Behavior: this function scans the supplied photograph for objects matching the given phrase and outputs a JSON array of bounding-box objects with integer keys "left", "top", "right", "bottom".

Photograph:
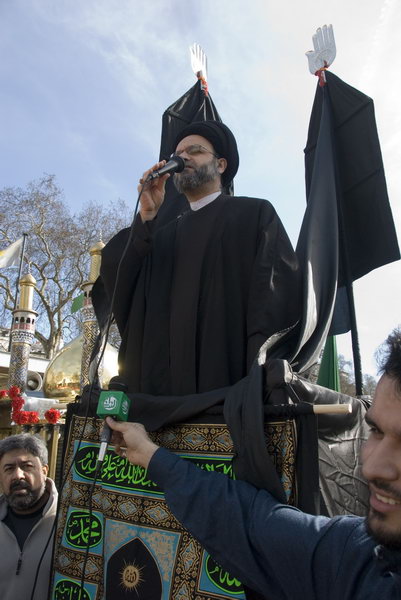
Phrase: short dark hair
[
  {"left": 377, "top": 327, "right": 401, "bottom": 392},
  {"left": 0, "top": 433, "right": 48, "bottom": 466}
]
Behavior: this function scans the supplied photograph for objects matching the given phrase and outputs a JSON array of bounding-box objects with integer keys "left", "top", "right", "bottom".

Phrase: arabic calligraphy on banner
[{"left": 73, "top": 442, "right": 236, "bottom": 495}]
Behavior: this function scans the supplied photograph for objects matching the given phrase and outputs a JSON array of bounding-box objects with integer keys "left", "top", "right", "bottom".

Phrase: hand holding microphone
[
  {"left": 96, "top": 378, "right": 131, "bottom": 464},
  {"left": 96, "top": 377, "right": 158, "bottom": 470},
  {"left": 105, "top": 418, "right": 159, "bottom": 469},
  {"left": 138, "top": 156, "right": 185, "bottom": 222},
  {"left": 145, "top": 155, "right": 185, "bottom": 180}
]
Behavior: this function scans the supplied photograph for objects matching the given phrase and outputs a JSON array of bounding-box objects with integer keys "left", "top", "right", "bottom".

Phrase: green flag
[
  {"left": 71, "top": 293, "right": 84, "bottom": 314},
  {"left": 317, "top": 335, "right": 341, "bottom": 392}
]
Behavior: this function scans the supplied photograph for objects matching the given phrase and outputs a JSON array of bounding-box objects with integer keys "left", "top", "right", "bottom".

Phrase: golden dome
[{"left": 42, "top": 334, "right": 119, "bottom": 399}]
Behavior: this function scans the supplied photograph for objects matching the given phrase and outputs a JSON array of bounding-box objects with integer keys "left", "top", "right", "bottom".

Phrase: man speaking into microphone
[{"left": 95, "top": 121, "right": 300, "bottom": 396}]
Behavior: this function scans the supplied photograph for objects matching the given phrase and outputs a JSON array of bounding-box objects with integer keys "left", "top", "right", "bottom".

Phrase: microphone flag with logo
[
  {"left": 96, "top": 389, "right": 130, "bottom": 422},
  {"left": 96, "top": 378, "right": 131, "bottom": 463}
]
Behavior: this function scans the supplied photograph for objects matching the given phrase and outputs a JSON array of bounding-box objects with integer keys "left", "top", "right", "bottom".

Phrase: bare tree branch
[{"left": 0, "top": 174, "right": 132, "bottom": 358}]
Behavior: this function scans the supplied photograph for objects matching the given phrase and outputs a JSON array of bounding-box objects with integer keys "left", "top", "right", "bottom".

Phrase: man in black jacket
[{"left": 96, "top": 121, "right": 300, "bottom": 395}]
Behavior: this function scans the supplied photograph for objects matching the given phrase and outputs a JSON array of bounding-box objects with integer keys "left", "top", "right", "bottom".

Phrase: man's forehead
[
  {"left": 175, "top": 134, "right": 214, "bottom": 151},
  {"left": 0, "top": 449, "right": 38, "bottom": 466},
  {"left": 367, "top": 374, "right": 401, "bottom": 422},
  {"left": 375, "top": 374, "right": 401, "bottom": 401}
]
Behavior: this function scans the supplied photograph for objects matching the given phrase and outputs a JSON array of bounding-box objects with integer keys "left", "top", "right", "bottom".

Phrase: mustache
[
  {"left": 370, "top": 479, "right": 401, "bottom": 502},
  {"left": 178, "top": 160, "right": 195, "bottom": 170},
  {"left": 10, "top": 480, "right": 31, "bottom": 492}
]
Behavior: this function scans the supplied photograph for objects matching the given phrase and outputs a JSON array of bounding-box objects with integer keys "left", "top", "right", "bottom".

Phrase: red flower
[
  {"left": 13, "top": 411, "right": 29, "bottom": 425},
  {"left": 0, "top": 390, "right": 8, "bottom": 398},
  {"left": 44, "top": 408, "right": 61, "bottom": 424},
  {"left": 8, "top": 386, "right": 21, "bottom": 399},
  {"left": 11, "top": 397, "right": 25, "bottom": 411},
  {"left": 27, "top": 411, "right": 39, "bottom": 424}
]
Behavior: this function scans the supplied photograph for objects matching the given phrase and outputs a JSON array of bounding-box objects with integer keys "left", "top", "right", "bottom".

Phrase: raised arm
[{"left": 106, "top": 418, "right": 351, "bottom": 599}]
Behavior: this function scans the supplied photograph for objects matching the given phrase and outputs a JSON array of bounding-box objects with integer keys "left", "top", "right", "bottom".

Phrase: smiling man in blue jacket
[{"left": 107, "top": 328, "right": 401, "bottom": 599}]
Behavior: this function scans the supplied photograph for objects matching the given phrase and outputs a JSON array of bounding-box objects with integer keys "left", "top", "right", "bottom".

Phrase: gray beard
[
  {"left": 173, "top": 159, "right": 220, "bottom": 193},
  {"left": 6, "top": 480, "right": 46, "bottom": 511}
]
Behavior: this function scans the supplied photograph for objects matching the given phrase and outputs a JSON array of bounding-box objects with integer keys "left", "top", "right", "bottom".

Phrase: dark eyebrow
[
  {"left": 365, "top": 412, "right": 401, "bottom": 440},
  {"left": 2, "top": 463, "right": 15, "bottom": 470},
  {"left": 3, "top": 459, "right": 35, "bottom": 468}
]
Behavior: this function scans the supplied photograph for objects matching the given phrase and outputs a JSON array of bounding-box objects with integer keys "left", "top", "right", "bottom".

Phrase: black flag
[
  {"left": 289, "top": 71, "right": 399, "bottom": 376},
  {"left": 305, "top": 71, "right": 400, "bottom": 336},
  {"left": 289, "top": 86, "right": 339, "bottom": 373}
]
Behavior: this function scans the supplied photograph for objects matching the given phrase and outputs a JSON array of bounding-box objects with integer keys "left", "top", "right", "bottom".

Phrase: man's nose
[{"left": 12, "top": 467, "right": 25, "bottom": 480}]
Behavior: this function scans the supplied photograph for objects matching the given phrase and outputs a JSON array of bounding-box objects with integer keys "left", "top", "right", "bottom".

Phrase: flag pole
[
  {"left": 335, "top": 172, "right": 364, "bottom": 395},
  {"left": 8, "top": 233, "right": 28, "bottom": 352},
  {"left": 344, "top": 280, "right": 363, "bottom": 395}
]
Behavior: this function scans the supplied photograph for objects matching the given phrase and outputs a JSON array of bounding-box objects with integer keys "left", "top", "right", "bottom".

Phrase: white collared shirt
[{"left": 189, "top": 191, "right": 221, "bottom": 211}]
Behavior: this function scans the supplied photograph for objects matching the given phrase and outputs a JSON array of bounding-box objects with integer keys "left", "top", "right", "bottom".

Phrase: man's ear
[
  {"left": 42, "top": 464, "right": 49, "bottom": 477},
  {"left": 217, "top": 158, "right": 227, "bottom": 175}
]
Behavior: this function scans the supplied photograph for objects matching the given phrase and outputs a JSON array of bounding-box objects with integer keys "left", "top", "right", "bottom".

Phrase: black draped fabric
[
  {"left": 159, "top": 80, "right": 222, "bottom": 161},
  {"left": 288, "top": 71, "right": 400, "bottom": 371},
  {"left": 304, "top": 72, "right": 400, "bottom": 336},
  {"left": 93, "top": 194, "right": 300, "bottom": 396},
  {"left": 304, "top": 71, "right": 399, "bottom": 285},
  {"left": 290, "top": 87, "right": 339, "bottom": 373}
]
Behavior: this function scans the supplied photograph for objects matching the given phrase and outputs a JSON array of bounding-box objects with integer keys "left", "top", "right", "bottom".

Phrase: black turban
[{"left": 174, "top": 120, "right": 239, "bottom": 186}]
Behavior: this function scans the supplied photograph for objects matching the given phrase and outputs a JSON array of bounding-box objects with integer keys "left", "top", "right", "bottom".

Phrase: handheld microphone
[
  {"left": 96, "top": 377, "right": 131, "bottom": 463},
  {"left": 147, "top": 155, "right": 185, "bottom": 180}
]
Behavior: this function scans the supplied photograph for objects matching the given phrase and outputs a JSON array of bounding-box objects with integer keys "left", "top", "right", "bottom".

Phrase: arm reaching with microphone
[
  {"left": 105, "top": 417, "right": 372, "bottom": 600},
  {"left": 106, "top": 417, "right": 159, "bottom": 468}
]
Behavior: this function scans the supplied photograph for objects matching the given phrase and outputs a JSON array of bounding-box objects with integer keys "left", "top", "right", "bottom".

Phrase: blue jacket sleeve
[{"left": 147, "top": 448, "right": 385, "bottom": 600}]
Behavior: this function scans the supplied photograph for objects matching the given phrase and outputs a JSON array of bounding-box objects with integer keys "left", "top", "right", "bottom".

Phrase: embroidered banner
[{"left": 50, "top": 416, "right": 297, "bottom": 599}]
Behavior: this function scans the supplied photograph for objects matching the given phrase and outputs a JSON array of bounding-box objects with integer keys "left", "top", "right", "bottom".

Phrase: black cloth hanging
[{"left": 304, "top": 71, "right": 400, "bottom": 336}]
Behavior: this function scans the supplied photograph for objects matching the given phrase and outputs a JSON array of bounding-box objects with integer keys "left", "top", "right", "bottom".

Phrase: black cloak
[{"left": 93, "top": 194, "right": 300, "bottom": 395}]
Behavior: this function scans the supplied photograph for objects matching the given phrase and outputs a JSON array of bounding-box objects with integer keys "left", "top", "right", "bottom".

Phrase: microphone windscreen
[
  {"left": 97, "top": 390, "right": 130, "bottom": 421},
  {"left": 171, "top": 155, "right": 185, "bottom": 173}
]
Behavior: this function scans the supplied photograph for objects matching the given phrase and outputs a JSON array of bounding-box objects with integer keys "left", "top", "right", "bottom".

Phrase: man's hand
[
  {"left": 106, "top": 417, "right": 159, "bottom": 468},
  {"left": 138, "top": 161, "right": 170, "bottom": 222}
]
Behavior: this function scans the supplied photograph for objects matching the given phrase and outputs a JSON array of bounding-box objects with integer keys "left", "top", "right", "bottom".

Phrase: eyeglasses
[{"left": 172, "top": 144, "right": 220, "bottom": 159}]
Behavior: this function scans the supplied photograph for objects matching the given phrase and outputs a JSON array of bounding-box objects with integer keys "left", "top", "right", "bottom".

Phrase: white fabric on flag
[{"left": 0, "top": 237, "right": 23, "bottom": 268}]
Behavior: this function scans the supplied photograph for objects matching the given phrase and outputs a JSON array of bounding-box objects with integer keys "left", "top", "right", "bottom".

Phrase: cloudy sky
[{"left": 0, "top": 0, "right": 399, "bottom": 378}]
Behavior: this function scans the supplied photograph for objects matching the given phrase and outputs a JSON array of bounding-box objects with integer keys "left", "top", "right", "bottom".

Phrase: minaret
[
  {"left": 80, "top": 241, "right": 105, "bottom": 391},
  {"left": 8, "top": 273, "right": 38, "bottom": 391}
]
